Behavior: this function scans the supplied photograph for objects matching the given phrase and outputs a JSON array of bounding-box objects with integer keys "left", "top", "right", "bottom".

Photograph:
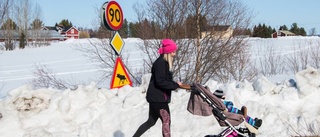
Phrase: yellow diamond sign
[{"left": 110, "top": 32, "right": 124, "bottom": 55}]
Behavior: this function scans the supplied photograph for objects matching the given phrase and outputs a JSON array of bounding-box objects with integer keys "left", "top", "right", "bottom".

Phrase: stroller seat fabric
[{"left": 187, "top": 83, "right": 257, "bottom": 137}]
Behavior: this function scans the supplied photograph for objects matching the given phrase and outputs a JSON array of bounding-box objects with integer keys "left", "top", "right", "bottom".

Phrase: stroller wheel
[
  {"left": 238, "top": 128, "right": 249, "bottom": 133},
  {"left": 249, "top": 133, "right": 256, "bottom": 137},
  {"left": 204, "top": 135, "right": 220, "bottom": 137}
]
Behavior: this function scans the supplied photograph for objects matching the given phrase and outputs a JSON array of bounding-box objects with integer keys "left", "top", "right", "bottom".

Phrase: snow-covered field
[{"left": 0, "top": 37, "right": 320, "bottom": 137}]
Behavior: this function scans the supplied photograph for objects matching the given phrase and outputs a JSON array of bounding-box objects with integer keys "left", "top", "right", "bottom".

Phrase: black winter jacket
[{"left": 146, "top": 55, "right": 179, "bottom": 103}]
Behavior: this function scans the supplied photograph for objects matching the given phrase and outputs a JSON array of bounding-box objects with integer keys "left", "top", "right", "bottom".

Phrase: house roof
[
  {"left": 279, "top": 30, "right": 295, "bottom": 35},
  {"left": 0, "top": 30, "right": 20, "bottom": 39},
  {"left": 64, "top": 26, "right": 79, "bottom": 33},
  {"left": 213, "top": 25, "right": 231, "bottom": 31},
  {"left": 43, "top": 26, "right": 57, "bottom": 31},
  {"left": 43, "top": 26, "right": 78, "bottom": 32},
  {"left": 29, "top": 30, "right": 66, "bottom": 39},
  {"left": 0, "top": 30, "right": 66, "bottom": 39}
]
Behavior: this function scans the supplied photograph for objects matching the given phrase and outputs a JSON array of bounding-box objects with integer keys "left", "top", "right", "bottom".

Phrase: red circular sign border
[{"left": 105, "top": 1, "right": 123, "bottom": 31}]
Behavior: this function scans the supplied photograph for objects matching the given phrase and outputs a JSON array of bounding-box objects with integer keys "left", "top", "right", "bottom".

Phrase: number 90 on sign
[{"left": 105, "top": 1, "right": 123, "bottom": 31}]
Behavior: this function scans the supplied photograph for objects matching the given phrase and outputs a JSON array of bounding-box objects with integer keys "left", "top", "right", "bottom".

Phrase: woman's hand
[{"left": 177, "top": 82, "right": 191, "bottom": 90}]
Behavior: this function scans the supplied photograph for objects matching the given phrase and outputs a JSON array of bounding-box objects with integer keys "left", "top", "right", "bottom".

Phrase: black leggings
[{"left": 133, "top": 103, "right": 171, "bottom": 137}]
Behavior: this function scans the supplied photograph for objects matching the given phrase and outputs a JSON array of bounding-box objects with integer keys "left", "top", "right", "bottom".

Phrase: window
[{"left": 71, "top": 29, "right": 74, "bottom": 34}]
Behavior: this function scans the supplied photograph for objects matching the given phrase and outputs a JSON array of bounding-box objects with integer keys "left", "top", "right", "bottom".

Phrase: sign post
[{"left": 101, "top": 1, "right": 132, "bottom": 89}]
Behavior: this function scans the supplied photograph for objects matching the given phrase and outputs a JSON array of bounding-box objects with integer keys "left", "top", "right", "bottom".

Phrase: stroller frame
[{"left": 189, "top": 83, "right": 256, "bottom": 137}]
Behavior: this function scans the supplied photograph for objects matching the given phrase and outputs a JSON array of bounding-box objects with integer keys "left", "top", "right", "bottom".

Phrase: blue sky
[
  {"left": 241, "top": 0, "right": 320, "bottom": 33},
  {"left": 33, "top": 0, "right": 144, "bottom": 28},
  {"left": 34, "top": 0, "right": 320, "bottom": 34}
]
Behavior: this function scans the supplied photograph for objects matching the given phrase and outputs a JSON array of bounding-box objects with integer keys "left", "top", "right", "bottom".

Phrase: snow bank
[
  {"left": 0, "top": 67, "right": 320, "bottom": 137},
  {"left": 2, "top": 36, "right": 320, "bottom": 137},
  {"left": 253, "top": 76, "right": 276, "bottom": 95},
  {"left": 295, "top": 66, "right": 320, "bottom": 97}
]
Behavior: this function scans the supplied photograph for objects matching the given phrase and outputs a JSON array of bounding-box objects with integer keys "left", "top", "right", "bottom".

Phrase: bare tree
[
  {"left": 198, "top": 0, "right": 254, "bottom": 83},
  {"left": 30, "top": 3, "right": 46, "bottom": 47},
  {"left": 285, "top": 45, "right": 301, "bottom": 73},
  {"left": 31, "top": 64, "right": 78, "bottom": 90},
  {"left": 285, "top": 40, "right": 312, "bottom": 73},
  {"left": 309, "top": 28, "right": 316, "bottom": 36},
  {"left": 309, "top": 40, "right": 320, "bottom": 68},
  {"left": 74, "top": 38, "right": 143, "bottom": 87},
  {"left": 0, "top": 0, "right": 11, "bottom": 24},
  {"left": 72, "top": 4, "right": 144, "bottom": 86},
  {"left": 289, "top": 39, "right": 320, "bottom": 71},
  {"left": 13, "top": 0, "right": 33, "bottom": 49},
  {"left": 79, "top": 31, "right": 90, "bottom": 38},
  {"left": 132, "top": 0, "right": 187, "bottom": 39},
  {"left": 218, "top": 41, "right": 259, "bottom": 82},
  {"left": 75, "top": 39, "right": 116, "bottom": 84},
  {"left": 0, "top": 0, "right": 14, "bottom": 50},
  {"left": 255, "top": 44, "right": 285, "bottom": 76},
  {"left": 76, "top": 38, "right": 146, "bottom": 86},
  {"left": 134, "top": 0, "right": 254, "bottom": 83},
  {"left": 80, "top": 0, "right": 253, "bottom": 87},
  {"left": 282, "top": 116, "right": 320, "bottom": 137},
  {"left": 132, "top": 2, "right": 146, "bottom": 24},
  {"left": 299, "top": 41, "right": 311, "bottom": 69}
]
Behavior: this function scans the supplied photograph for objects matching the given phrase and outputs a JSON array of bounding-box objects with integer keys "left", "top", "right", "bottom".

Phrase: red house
[
  {"left": 64, "top": 26, "right": 79, "bottom": 39},
  {"left": 272, "top": 30, "right": 295, "bottom": 38},
  {"left": 42, "top": 25, "right": 79, "bottom": 40}
]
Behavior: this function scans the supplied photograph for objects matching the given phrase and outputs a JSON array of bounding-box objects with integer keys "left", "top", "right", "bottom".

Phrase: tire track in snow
[
  {"left": 0, "top": 68, "right": 110, "bottom": 82},
  {"left": 0, "top": 58, "right": 103, "bottom": 83}
]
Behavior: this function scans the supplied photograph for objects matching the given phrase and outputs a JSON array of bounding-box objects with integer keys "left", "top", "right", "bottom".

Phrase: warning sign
[{"left": 110, "top": 57, "right": 132, "bottom": 89}]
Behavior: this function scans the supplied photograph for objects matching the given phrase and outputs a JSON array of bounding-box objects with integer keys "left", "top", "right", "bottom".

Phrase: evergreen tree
[
  {"left": 119, "top": 19, "right": 129, "bottom": 38},
  {"left": 30, "top": 18, "right": 44, "bottom": 30},
  {"left": 129, "top": 22, "right": 139, "bottom": 38},
  {"left": 57, "top": 19, "right": 73, "bottom": 27},
  {"left": 96, "top": 26, "right": 112, "bottom": 38},
  {"left": 262, "top": 24, "right": 268, "bottom": 38},
  {"left": 252, "top": 25, "right": 258, "bottom": 37},
  {"left": 150, "top": 21, "right": 159, "bottom": 39},
  {"left": 185, "top": 14, "right": 208, "bottom": 38},
  {"left": 289, "top": 22, "right": 306, "bottom": 36},
  {"left": 244, "top": 28, "right": 252, "bottom": 36},
  {"left": 1, "top": 18, "right": 17, "bottom": 30},
  {"left": 299, "top": 28, "right": 307, "bottom": 36},
  {"left": 252, "top": 23, "right": 274, "bottom": 38},
  {"left": 140, "top": 18, "right": 153, "bottom": 39},
  {"left": 1, "top": 18, "right": 17, "bottom": 50},
  {"left": 233, "top": 28, "right": 252, "bottom": 36},
  {"left": 279, "top": 25, "right": 288, "bottom": 30},
  {"left": 290, "top": 23, "right": 299, "bottom": 35},
  {"left": 257, "top": 24, "right": 263, "bottom": 37}
]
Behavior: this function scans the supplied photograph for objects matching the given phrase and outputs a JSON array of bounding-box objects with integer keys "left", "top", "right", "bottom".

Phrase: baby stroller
[{"left": 187, "top": 83, "right": 258, "bottom": 137}]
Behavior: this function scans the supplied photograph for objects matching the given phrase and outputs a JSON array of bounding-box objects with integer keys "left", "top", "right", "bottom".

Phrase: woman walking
[{"left": 133, "top": 39, "right": 190, "bottom": 137}]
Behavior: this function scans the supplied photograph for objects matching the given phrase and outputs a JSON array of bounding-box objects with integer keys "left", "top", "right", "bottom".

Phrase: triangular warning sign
[{"left": 110, "top": 57, "right": 132, "bottom": 89}]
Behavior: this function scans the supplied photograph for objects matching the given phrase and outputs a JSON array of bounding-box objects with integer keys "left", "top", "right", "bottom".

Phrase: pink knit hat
[{"left": 158, "top": 39, "right": 178, "bottom": 54}]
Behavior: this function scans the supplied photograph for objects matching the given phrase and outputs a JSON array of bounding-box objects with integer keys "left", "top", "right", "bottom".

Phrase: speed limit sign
[{"left": 102, "top": 1, "right": 123, "bottom": 31}]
